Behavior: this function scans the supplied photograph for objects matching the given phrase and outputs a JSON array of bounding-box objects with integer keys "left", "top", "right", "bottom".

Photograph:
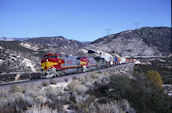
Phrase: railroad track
[{"left": 0, "top": 63, "right": 134, "bottom": 89}]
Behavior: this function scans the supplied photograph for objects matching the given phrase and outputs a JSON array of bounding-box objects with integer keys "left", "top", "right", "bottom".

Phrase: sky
[{"left": 0, "top": 0, "right": 171, "bottom": 41}]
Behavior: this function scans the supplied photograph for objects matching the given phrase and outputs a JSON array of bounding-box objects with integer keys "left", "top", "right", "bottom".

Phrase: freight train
[{"left": 41, "top": 53, "right": 134, "bottom": 78}]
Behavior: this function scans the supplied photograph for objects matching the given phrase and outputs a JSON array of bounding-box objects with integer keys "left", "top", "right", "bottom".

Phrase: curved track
[{"left": 0, "top": 63, "right": 134, "bottom": 90}]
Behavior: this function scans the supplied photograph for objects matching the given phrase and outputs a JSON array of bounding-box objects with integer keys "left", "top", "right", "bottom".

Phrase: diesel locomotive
[{"left": 41, "top": 53, "right": 134, "bottom": 78}]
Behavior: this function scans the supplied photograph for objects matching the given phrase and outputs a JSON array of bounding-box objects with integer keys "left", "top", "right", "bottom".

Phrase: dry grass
[
  {"left": 25, "top": 104, "right": 58, "bottom": 113},
  {"left": 68, "top": 79, "right": 88, "bottom": 95},
  {"left": 10, "top": 85, "right": 23, "bottom": 93}
]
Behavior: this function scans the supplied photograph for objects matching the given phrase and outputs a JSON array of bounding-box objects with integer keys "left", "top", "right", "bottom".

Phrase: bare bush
[
  {"left": 0, "top": 90, "right": 8, "bottom": 98},
  {"left": 96, "top": 102, "right": 123, "bottom": 113},
  {"left": 50, "top": 79, "right": 56, "bottom": 84},
  {"left": 25, "top": 104, "right": 58, "bottom": 113},
  {"left": 34, "top": 95, "right": 47, "bottom": 104},
  {"left": 64, "top": 77, "right": 69, "bottom": 82},
  {"left": 78, "top": 76, "right": 86, "bottom": 84},
  {"left": 42, "top": 81, "right": 48, "bottom": 86},
  {"left": 68, "top": 79, "right": 88, "bottom": 95},
  {"left": 10, "top": 85, "right": 22, "bottom": 93},
  {"left": 0, "top": 92, "right": 33, "bottom": 113}
]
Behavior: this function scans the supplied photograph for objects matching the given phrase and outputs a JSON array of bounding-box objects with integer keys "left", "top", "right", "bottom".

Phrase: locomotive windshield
[
  {"left": 82, "top": 57, "right": 87, "bottom": 59},
  {"left": 44, "top": 56, "right": 49, "bottom": 58},
  {"left": 44, "top": 55, "right": 57, "bottom": 59},
  {"left": 51, "top": 56, "right": 57, "bottom": 58}
]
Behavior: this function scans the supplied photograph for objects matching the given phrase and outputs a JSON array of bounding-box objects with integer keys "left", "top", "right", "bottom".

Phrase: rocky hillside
[
  {"left": 0, "top": 41, "right": 40, "bottom": 74},
  {"left": 23, "top": 36, "right": 84, "bottom": 55},
  {"left": 0, "top": 27, "right": 171, "bottom": 74},
  {"left": 83, "top": 27, "right": 171, "bottom": 56},
  {"left": 0, "top": 36, "right": 85, "bottom": 74}
]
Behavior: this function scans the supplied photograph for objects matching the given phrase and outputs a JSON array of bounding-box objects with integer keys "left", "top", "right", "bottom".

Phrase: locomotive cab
[
  {"left": 41, "top": 54, "right": 63, "bottom": 70},
  {"left": 41, "top": 54, "right": 65, "bottom": 77}
]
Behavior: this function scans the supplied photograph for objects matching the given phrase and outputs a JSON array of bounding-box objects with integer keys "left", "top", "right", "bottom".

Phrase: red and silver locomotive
[
  {"left": 41, "top": 53, "right": 135, "bottom": 78},
  {"left": 41, "top": 53, "right": 106, "bottom": 78}
]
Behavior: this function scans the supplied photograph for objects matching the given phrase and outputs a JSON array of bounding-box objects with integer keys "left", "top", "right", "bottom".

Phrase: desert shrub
[
  {"left": 78, "top": 76, "right": 86, "bottom": 84},
  {"left": 103, "top": 71, "right": 111, "bottom": 76},
  {"left": 25, "top": 104, "right": 58, "bottom": 113},
  {"left": 118, "top": 99, "right": 136, "bottom": 113},
  {"left": 0, "top": 90, "right": 8, "bottom": 98},
  {"left": 97, "top": 97, "right": 112, "bottom": 104},
  {"left": 72, "top": 76, "right": 77, "bottom": 79},
  {"left": 90, "top": 72, "right": 105, "bottom": 80},
  {"left": 44, "top": 101, "right": 64, "bottom": 111},
  {"left": 68, "top": 79, "right": 88, "bottom": 95},
  {"left": 64, "top": 77, "right": 69, "bottom": 82},
  {"left": 129, "top": 80, "right": 172, "bottom": 113},
  {"left": 44, "top": 86, "right": 59, "bottom": 99},
  {"left": 0, "top": 92, "right": 33, "bottom": 113},
  {"left": 72, "top": 101, "right": 124, "bottom": 113},
  {"left": 105, "top": 75, "right": 172, "bottom": 113},
  {"left": 145, "top": 70, "right": 163, "bottom": 89},
  {"left": 106, "top": 75, "right": 133, "bottom": 100},
  {"left": 42, "top": 81, "right": 48, "bottom": 86},
  {"left": 50, "top": 79, "right": 56, "bottom": 84},
  {"left": 84, "top": 81, "right": 94, "bottom": 89},
  {"left": 34, "top": 95, "right": 47, "bottom": 104},
  {"left": 73, "top": 102, "right": 90, "bottom": 113},
  {"left": 95, "top": 102, "right": 123, "bottom": 113},
  {"left": 10, "top": 85, "right": 22, "bottom": 93}
]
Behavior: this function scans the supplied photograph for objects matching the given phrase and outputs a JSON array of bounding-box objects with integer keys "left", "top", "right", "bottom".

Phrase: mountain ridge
[{"left": 84, "top": 26, "right": 171, "bottom": 56}]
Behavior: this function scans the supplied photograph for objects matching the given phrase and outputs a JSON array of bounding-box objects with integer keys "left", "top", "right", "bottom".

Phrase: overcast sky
[{"left": 0, "top": 0, "right": 171, "bottom": 41}]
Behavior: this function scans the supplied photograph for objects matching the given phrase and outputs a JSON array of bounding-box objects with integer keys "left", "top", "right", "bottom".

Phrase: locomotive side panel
[
  {"left": 87, "top": 57, "right": 97, "bottom": 67},
  {"left": 61, "top": 55, "right": 80, "bottom": 69}
]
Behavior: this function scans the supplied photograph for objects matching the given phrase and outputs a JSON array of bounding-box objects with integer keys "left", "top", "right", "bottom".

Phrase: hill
[{"left": 83, "top": 27, "right": 171, "bottom": 56}]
